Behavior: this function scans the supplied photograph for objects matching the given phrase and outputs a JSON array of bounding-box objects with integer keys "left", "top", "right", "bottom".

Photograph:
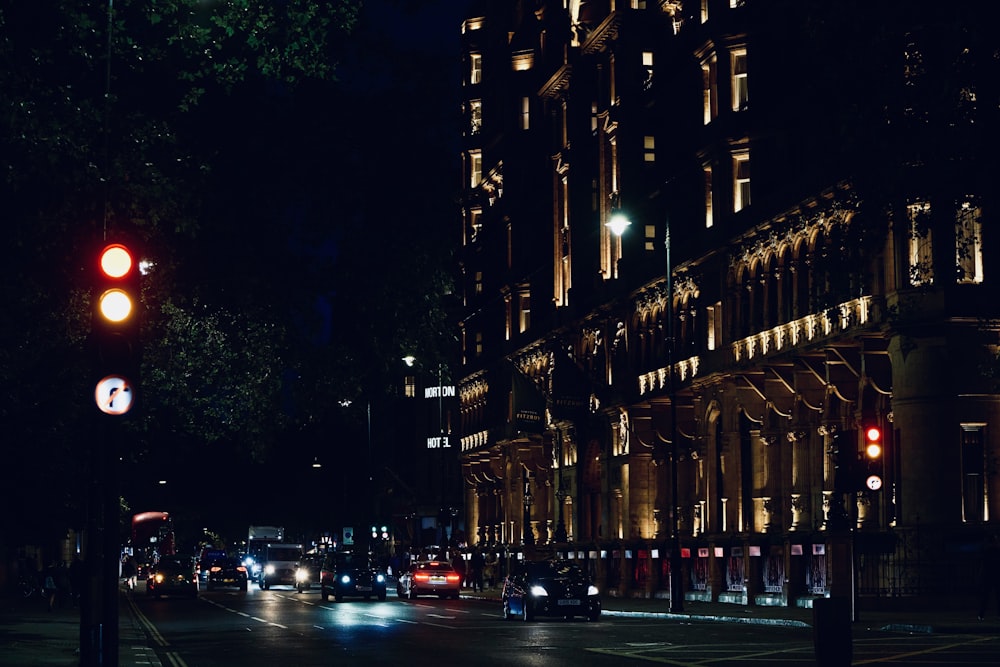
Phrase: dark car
[
  {"left": 205, "top": 556, "right": 248, "bottom": 591},
  {"left": 295, "top": 554, "right": 323, "bottom": 593},
  {"left": 501, "top": 560, "right": 600, "bottom": 621},
  {"left": 396, "top": 560, "right": 461, "bottom": 600},
  {"left": 319, "top": 551, "right": 387, "bottom": 602},
  {"left": 147, "top": 556, "right": 198, "bottom": 599}
]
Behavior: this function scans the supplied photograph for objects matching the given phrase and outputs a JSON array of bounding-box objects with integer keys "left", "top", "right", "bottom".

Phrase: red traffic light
[
  {"left": 864, "top": 426, "right": 882, "bottom": 459},
  {"left": 99, "top": 243, "right": 134, "bottom": 279},
  {"left": 96, "top": 244, "right": 138, "bottom": 325}
]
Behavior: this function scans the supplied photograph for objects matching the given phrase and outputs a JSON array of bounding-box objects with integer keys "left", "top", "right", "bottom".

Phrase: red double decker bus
[{"left": 131, "top": 511, "right": 176, "bottom": 566}]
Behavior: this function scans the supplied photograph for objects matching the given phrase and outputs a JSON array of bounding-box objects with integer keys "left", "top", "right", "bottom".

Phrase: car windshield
[
  {"left": 417, "top": 561, "right": 453, "bottom": 573},
  {"left": 157, "top": 557, "right": 192, "bottom": 571},
  {"left": 524, "top": 561, "right": 584, "bottom": 581},
  {"left": 268, "top": 548, "right": 301, "bottom": 561},
  {"left": 334, "top": 554, "right": 371, "bottom": 569}
]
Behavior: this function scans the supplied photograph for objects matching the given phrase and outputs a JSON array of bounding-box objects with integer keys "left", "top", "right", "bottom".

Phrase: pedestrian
[
  {"left": 42, "top": 561, "right": 59, "bottom": 611},
  {"left": 977, "top": 533, "right": 1000, "bottom": 621},
  {"left": 121, "top": 554, "right": 138, "bottom": 592},
  {"left": 451, "top": 550, "right": 466, "bottom": 589},
  {"left": 483, "top": 551, "right": 497, "bottom": 589},
  {"left": 469, "top": 548, "right": 485, "bottom": 592}
]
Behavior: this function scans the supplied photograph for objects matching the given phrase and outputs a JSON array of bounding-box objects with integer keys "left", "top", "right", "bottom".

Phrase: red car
[{"left": 396, "top": 560, "right": 461, "bottom": 600}]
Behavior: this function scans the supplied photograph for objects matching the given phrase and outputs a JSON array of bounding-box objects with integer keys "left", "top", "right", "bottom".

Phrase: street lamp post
[
  {"left": 607, "top": 206, "right": 683, "bottom": 611},
  {"left": 665, "top": 216, "right": 684, "bottom": 613}
]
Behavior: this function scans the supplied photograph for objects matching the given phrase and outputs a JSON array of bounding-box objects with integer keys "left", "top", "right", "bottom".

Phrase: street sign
[{"left": 94, "top": 375, "right": 134, "bottom": 415}]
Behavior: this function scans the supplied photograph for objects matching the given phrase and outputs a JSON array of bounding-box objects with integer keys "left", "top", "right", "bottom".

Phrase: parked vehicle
[
  {"left": 501, "top": 560, "right": 600, "bottom": 622},
  {"left": 396, "top": 560, "right": 461, "bottom": 600},
  {"left": 147, "top": 555, "right": 198, "bottom": 599},
  {"left": 320, "top": 551, "right": 387, "bottom": 602}
]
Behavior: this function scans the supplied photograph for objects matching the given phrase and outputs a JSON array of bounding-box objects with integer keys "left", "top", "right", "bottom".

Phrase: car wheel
[
  {"left": 377, "top": 590, "right": 387, "bottom": 601},
  {"left": 321, "top": 587, "right": 329, "bottom": 602},
  {"left": 588, "top": 609, "right": 601, "bottom": 622},
  {"left": 407, "top": 586, "right": 417, "bottom": 600}
]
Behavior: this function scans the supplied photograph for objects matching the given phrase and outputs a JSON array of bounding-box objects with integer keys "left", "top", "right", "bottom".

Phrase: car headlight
[
  {"left": 587, "top": 585, "right": 599, "bottom": 596},
  {"left": 376, "top": 573, "right": 386, "bottom": 583},
  {"left": 264, "top": 564, "right": 275, "bottom": 575},
  {"left": 295, "top": 569, "right": 310, "bottom": 582},
  {"left": 340, "top": 574, "right": 352, "bottom": 585},
  {"left": 529, "top": 585, "right": 548, "bottom": 597},
  {"left": 154, "top": 574, "right": 164, "bottom": 584}
]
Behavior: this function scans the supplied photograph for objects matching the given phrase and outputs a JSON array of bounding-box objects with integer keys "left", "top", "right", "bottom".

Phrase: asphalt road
[{"left": 125, "top": 584, "right": 1000, "bottom": 667}]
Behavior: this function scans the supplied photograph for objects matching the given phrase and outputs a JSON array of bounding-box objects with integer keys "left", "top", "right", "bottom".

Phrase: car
[
  {"left": 197, "top": 548, "right": 228, "bottom": 582},
  {"left": 294, "top": 554, "right": 323, "bottom": 593},
  {"left": 396, "top": 560, "right": 461, "bottom": 600},
  {"left": 501, "top": 560, "right": 601, "bottom": 622},
  {"left": 146, "top": 556, "right": 198, "bottom": 599},
  {"left": 205, "top": 556, "right": 248, "bottom": 591},
  {"left": 319, "top": 551, "right": 388, "bottom": 602}
]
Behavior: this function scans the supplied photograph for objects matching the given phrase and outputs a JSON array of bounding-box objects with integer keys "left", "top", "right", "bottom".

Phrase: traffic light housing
[
  {"left": 862, "top": 426, "right": 883, "bottom": 491},
  {"left": 92, "top": 242, "right": 141, "bottom": 415}
]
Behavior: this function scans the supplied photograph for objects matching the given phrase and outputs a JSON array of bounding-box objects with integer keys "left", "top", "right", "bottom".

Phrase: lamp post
[
  {"left": 664, "top": 216, "right": 684, "bottom": 613},
  {"left": 607, "top": 207, "right": 683, "bottom": 612}
]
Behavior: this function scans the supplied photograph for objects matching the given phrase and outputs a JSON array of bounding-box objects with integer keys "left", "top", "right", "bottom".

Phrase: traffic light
[
  {"left": 92, "top": 242, "right": 141, "bottom": 416},
  {"left": 862, "top": 426, "right": 883, "bottom": 491}
]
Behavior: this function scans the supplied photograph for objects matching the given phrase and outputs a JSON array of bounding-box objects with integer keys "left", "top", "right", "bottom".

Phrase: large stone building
[{"left": 454, "top": 0, "right": 1000, "bottom": 608}]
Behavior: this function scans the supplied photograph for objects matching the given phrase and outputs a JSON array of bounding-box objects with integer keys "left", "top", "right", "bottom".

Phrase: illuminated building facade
[{"left": 456, "top": 0, "right": 1000, "bottom": 606}]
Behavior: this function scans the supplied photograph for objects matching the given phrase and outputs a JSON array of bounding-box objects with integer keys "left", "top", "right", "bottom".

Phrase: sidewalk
[{"left": 2, "top": 586, "right": 998, "bottom": 666}]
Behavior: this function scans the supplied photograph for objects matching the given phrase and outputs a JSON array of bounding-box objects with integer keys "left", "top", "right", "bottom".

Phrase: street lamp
[{"left": 608, "top": 208, "right": 683, "bottom": 612}]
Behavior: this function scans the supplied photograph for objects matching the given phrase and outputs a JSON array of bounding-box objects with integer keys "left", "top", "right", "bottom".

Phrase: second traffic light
[
  {"left": 862, "top": 426, "right": 884, "bottom": 491},
  {"left": 92, "top": 242, "right": 142, "bottom": 416}
]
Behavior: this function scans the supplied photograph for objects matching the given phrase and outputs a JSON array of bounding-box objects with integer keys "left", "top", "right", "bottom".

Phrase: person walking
[
  {"left": 469, "top": 548, "right": 485, "bottom": 592},
  {"left": 978, "top": 533, "right": 1000, "bottom": 621},
  {"left": 42, "top": 561, "right": 59, "bottom": 611}
]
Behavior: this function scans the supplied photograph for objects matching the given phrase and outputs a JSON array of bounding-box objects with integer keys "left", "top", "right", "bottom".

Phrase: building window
[
  {"left": 704, "top": 164, "right": 714, "bottom": 228},
  {"left": 644, "top": 225, "right": 655, "bottom": 251},
  {"left": 701, "top": 0, "right": 709, "bottom": 23},
  {"left": 474, "top": 270, "right": 483, "bottom": 295},
  {"left": 518, "top": 291, "right": 531, "bottom": 333},
  {"left": 707, "top": 301, "right": 722, "bottom": 351},
  {"left": 504, "top": 294, "right": 512, "bottom": 341},
  {"left": 469, "top": 99, "right": 482, "bottom": 135},
  {"left": 511, "top": 50, "right": 534, "bottom": 72},
  {"left": 469, "top": 150, "right": 482, "bottom": 188},
  {"left": 956, "top": 197, "right": 983, "bottom": 284},
  {"left": 961, "top": 424, "right": 986, "bottom": 522},
  {"left": 468, "top": 208, "right": 482, "bottom": 244},
  {"left": 591, "top": 102, "right": 599, "bottom": 133},
  {"left": 404, "top": 375, "right": 416, "bottom": 398},
  {"left": 643, "top": 135, "right": 655, "bottom": 162},
  {"left": 520, "top": 96, "right": 530, "bottom": 130},
  {"left": 642, "top": 51, "right": 654, "bottom": 90},
  {"left": 470, "top": 53, "right": 482, "bottom": 85},
  {"left": 701, "top": 54, "right": 718, "bottom": 124},
  {"left": 907, "top": 201, "right": 933, "bottom": 286},
  {"left": 731, "top": 47, "right": 748, "bottom": 111},
  {"left": 733, "top": 151, "right": 750, "bottom": 212},
  {"left": 475, "top": 331, "right": 483, "bottom": 358}
]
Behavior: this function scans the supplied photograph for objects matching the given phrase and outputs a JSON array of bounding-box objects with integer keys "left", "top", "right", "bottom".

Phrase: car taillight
[
  {"left": 414, "top": 573, "right": 431, "bottom": 582},
  {"left": 237, "top": 566, "right": 247, "bottom": 573},
  {"left": 445, "top": 573, "right": 461, "bottom": 583},
  {"left": 210, "top": 566, "right": 222, "bottom": 573}
]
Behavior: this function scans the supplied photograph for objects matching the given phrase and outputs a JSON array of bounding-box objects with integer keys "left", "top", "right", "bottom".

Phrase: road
[{"left": 128, "top": 584, "right": 1000, "bottom": 666}]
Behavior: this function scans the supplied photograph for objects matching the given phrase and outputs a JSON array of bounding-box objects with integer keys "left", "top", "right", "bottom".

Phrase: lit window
[
  {"left": 956, "top": 197, "right": 983, "bottom": 284},
  {"left": 908, "top": 201, "right": 933, "bottom": 286},
  {"left": 521, "top": 96, "right": 530, "bottom": 130},
  {"left": 701, "top": 0, "right": 709, "bottom": 23},
  {"left": 512, "top": 50, "right": 534, "bottom": 71},
  {"left": 404, "top": 375, "right": 416, "bottom": 399},
  {"left": 707, "top": 302, "right": 722, "bottom": 351},
  {"left": 644, "top": 224, "right": 655, "bottom": 251},
  {"left": 643, "top": 135, "right": 655, "bottom": 162},
  {"left": 731, "top": 47, "right": 748, "bottom": 111},
  {"left": 469, "top": 208, "right": 482, "bottom": 244},
  {"left": 469, "top": 99, "right": 482, "bottom": 134},
  {"left": 504, "top": 295, "right": 512, "bottom": 341},
  {"left": 475, "top": 331, "right": 483, "bottom": 357},
  {"left": 591, "top": 102, "right": 598, "bottom": 133},
  {"left": 642, "top": 51, "right": 653, "bottom": 90},
  {"left": 518, "top": 292, "right": 531, "bottom": 333},
  {"left": 470, "top": 53, "right": 482, "bottom": 85},
  {"left": 469, "top": 150, "right": 482, "bottom": 188},
  {"left": 701, "top": 54, "right": 717, "bottom": 124},
  {"left": 474, "top": 270, "right": 483, "bottom": 295},
  {"left": 733, "top": 151, "right": 750, "bottom": 212},
  {"left": 703, "top": 164, "right": 714, "bottom": 228},
  {"left": 961, "top": 424, "right": 986, "bottom": 523}
]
